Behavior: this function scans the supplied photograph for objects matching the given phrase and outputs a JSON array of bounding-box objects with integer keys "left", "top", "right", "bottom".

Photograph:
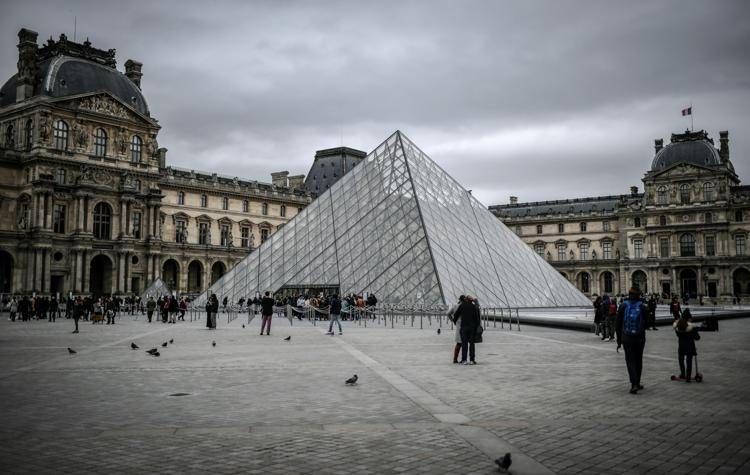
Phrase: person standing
[
  {"left": 593, "top": 295, "right": 603, "bottom": 337},
  {"left": 673, "top": 309, "right": 700, "bottom": 382},
  {"left": 326, "top": 294, "right": 343, "bottom": 335},
  {"left": 616, "top": 287, "right": 647, "bottom": 394},
  {"left": 146, "top": 296, "right": 156, "bottom": 323},
  {"left": 178, "top": 298, "right": 187, "bottom": 321},
  {"left": 206, "top": 294, "right": 218, "bottom": 329},
  {"left": 647, "top": 295, "right": 658, "bottom": 330},
  {"left": 454, "top": 295, "right": 480, "bottom": 365},
  {"left": 260, "top": 291, "right": 274, "bottom": 336},
  {"left": 449, "top": 296, "right": 464, "bottom": 364},
  {"left": 669, "top": 296, "right": 681, "bottom": 321},
  {"left": 8, "top": 297, "right": 18, "bottom": 322},
  {"left": 72, "top": 297, "right": 82, "bottom": 333}
]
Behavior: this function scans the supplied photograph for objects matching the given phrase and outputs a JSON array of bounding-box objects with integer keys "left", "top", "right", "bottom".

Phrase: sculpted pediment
[
  {"left": 651, "top": 162, "right": 714, "bottom": 180},
  {"left": 51, "top": 92, "right": 152, "bottom": 124}
]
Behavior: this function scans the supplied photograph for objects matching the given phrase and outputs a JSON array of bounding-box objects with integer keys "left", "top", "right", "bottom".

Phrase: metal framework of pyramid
[
  {"left": 196, "top": 131, "right": 590, "bottom": 308},
  {"left": 140, "top": 277, "right": 171, "bottom": 300}
]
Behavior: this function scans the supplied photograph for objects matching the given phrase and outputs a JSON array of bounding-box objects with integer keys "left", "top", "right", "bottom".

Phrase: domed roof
[
  {"left": 0, "top": 55, "right": 149, "bottom": 116},
  {"left": 651, "top": 130, "right": 720, "bottom": 171}
]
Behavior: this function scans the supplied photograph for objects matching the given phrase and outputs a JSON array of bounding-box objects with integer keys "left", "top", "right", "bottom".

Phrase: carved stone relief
[{"left": 78, "top": 95, "right": 130, "bottom": 119}]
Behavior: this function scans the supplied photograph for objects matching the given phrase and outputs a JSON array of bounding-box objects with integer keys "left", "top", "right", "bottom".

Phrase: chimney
[
  {"left": 654, "top": 138, "right": 663, "bottom": 154},
  {"left": 287, "top": 174, "right": 305, "bottom": 190},
  {"left": 124, "top": 59, "right": 143, "bottom": 89},
  {"left": 509, "top": 196, "right": 518, "bottom": 205},
  {"left": 157, "top": 147, "right": 167, "bottom": 168},
  {"left": 16, "top": 28, "right": 39, "bottom": 102},
  {"left": 271, "top": 171, "right": 289, "bottom": 188},
  {"left": 719, "top": 131, "right": 729, "bottom": 162},
  {"left": 630, "top": 186, "right": 638, "bottom": 196}
]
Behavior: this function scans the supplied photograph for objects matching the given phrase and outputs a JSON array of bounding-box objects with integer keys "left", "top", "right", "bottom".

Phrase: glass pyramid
[
  {"left": 140, "top": 277, "right": 171, "bottom": 300},
  {"left": 195, "top": 131, "right": 590, "bottom": 308}
]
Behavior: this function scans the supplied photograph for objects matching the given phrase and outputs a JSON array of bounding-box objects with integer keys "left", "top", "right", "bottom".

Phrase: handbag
[{"left": 474, "top": 324, "right": 484, "bottom": 343}]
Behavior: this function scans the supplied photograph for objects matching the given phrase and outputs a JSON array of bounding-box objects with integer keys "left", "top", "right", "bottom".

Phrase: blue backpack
[{"left": 622, "top": 300, "right": 645, "bottom": 336}]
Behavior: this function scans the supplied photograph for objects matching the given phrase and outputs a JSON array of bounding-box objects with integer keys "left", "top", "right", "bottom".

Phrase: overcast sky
[{"left": 3, "top": 0, "right": 749, "bottom": 205}]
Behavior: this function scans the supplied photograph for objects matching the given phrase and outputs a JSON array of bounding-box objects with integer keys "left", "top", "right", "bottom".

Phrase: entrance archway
[
  {"left": 162, "top": 259, "right": 180, "bottom": 292},
  {"left": 632, "top": 270, "right": 648, "bottom": 294},
  {"left": 89, "top": 254, "right": 113, "bottom": 297},
  {"left": 733, "top": 267, "right": 750, "bottom": 297},
  {"left": 187, "top": 260, "right": 203, "bottom": 293},
  {"left": 576, "top": 272, "right": 590, "bottom": 294},
  {"left": 679, "top": 269, "right": 697, "bottom": 299},
  {"left": 0, "top": 250, "right": 13, "bottom": 293},
  {"left": 210, "top": 261, "right": 226, "bottom": 286}
]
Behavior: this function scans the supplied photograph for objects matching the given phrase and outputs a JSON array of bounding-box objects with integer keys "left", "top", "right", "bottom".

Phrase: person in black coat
[
  {"left": 616, "top": 287, "right": 647, "bottom": 394},
  {"left": 206, "top": 294, "right": 218, "bottom": 329},
  {"left": 260, "top": 291, "right": 275, "bottom": 335},
  {"left": 454, "top": 295, "right": 480, "bottom": 365},
  {"left": 673, "top": 309, "right": 700, "bottom": 382}
]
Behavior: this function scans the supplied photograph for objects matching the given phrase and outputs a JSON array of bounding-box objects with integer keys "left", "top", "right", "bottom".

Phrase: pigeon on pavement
[
  {"left": 146, "top": 348, "right": 158, "bottom": 355},
  {"left": 67, "top": 347, "right": 77, "bottom": 354},
  {"left": 242, "top": 324, "right": 245, "bottom": 328},
  {"left": 437, "top": 328, "right": 441, "bottom": 335},
  {"left": 152, "top": 351, "right": 160, "bottom": 357},
  {"left": 131, "top": 342, "right": 139, "bottom": 350},
  {"left": 169, "top": 339, "right": 174, "bottom": 344},
  {"left": 283, "top": 336, "right": 291, "bottom": 341},
  {"left": 495, "top": 453, "right": 511, "bottom": 472},
  {"left": 161, "top": 341, "right": 168, "bottom": 348},
  {"left": 345, "top": 374, "right": 358, "bottom": 385},
  {"left": 212, "top": 340, "right": 216, "bottom": 347}
]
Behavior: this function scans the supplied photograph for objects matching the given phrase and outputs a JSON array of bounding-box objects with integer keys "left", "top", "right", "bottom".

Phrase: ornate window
[
  {"left": 705, "top": 235, "right": 715, "bottom": 257},
  {"left": 220, "top": 224, "right": 231, "bottom": 246},
  {"left": 536, "top": 224, "right": 543, "bottom": 235},
  {"left": 680, "top": 233, "right": 695, "bottom": 257},
  {"left": 53, "top": 120, "right": 68, "bottom": 150},
  {"left": 558, "top": 223, "right": 564, "bottom": 233},
  {"left": 737, "top": 234, "right": 747, "bottom": 256},
  {"left": 134, "top": 179, "right": 142, "bottom": 192},
  {"left": 175, "top": 219, "right": 187, "bottom": 243},
  {"left": 93, "top": 128, "right": 107, "bottom": 157},
  {"left": 534, "top": 242, "right": 544, "bottom": 256},
  {"left": 602, "top": 241, "right": 612, "bottom": 260},
  {"left": 130, "top": 135, "right": 142, "bottom": 163},
  {"left": 634, "top": 217, "right": 641, "bottom": 228},
  {"left": 243, "top": 200, "right": 249, "bottom": 213},
  {"left": 260, "top": 227, "right": 270, "bottom": 243},
  {"left": 222, "top": 197, "right": 229, "bottom": 210},
  {"left": 200, "top": 194, "right": 208, "bottom": 207},
  {"left": 579, "top": 222, "right": 587, "bottom": 232},
  {"left": 18, "top": 200, "right": 30, "bottom": 230},
  {"left": 579, "top": 242, "right": 589, "bottom": 260},
  {"left": 680, "top": 184, "right": 690, "bottom": 204},
  {"left": 261, "top": 202, "right": 268, "bottom": 216},
  {"left": 703, "top": 182, "right": 715, "bottom": 201},
  {"left": 657, "top": 186, "right": 668, "bottom": 205},
  {"left": 659, "top": 215, "right": 667, "bottom": 226},
  {"left": 53, "top": 204, "right": 66, "bottom": 234},
  {"left": 93, "top": 202, "right": 112, "bottom": 240},
  {"left": 660, "top": 237, "right": 670, "bottom": 258},
  {"left": 557, "top": 243, "right": 566, "bottom": 261},
  {"left": 132, "top": 211, "right": 142, "bottom": 239},
  {"left": 602, "top": 272, "right": 614, "bottom": 294},
  {"left": 633, "top": 239, "right": 643, "bottom": 259},
  {"left": 24, "top": 119, "right": 33, "bottom": 151},
  {"left": 280, "top": 205, "right": 286, "bottom": 217},
  {"left": 602, "top": 220, "right": 610, "bottom": 232},
  {"left": 199, "top": 222, "right": 209, "bottom": 245},
  {"left": 56, "top": 168, "right": 66, "bottom": 185},
  {"left": 4, "top": 123, "right": 14, "bottom": 149},
  {"left": 241, "top": 226, "right": 250, "bottom": 248},
  {"left": 579, "top": 273, "right": 590, "bottom": 293},
  {"left": 178, "top": 191, "right": 185, "bottom": 205}
]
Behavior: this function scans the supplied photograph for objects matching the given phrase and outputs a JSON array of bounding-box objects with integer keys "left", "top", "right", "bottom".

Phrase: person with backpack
[
  {"left": 326, "top": 294, "right": 343, "bottom": 335},
  {"left": 670, "top": 296, "right": 682, "bottom": 320},
  {"left": 454, "top": 295, "right": 480, "bottom": 365},
  {"left": 616, "top": 287, "right": 647, "bottom": 394},
  {"left": 673, "top": 309, "right": 700, "bottom": 382},
  {"left": 603, "top": 296, "right": 617, "bottom": 341}
]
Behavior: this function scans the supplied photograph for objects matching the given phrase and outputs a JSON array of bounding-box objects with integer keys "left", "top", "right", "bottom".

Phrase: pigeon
[
  {"left": 146, "top": 348, "right": 158, "bottom": 355},
  {"left": 169, "top": 339, "right": 174, "bottom": 344},
  {"left": 345, "top": 374, "right": 358, "bottom": 385},
  {"left": 495, "top": 453, "right": 511, "bottom": 472},
  {"left": 212, "top": 340, "right": 216, "bottom": 347},
  {"left": 437, "top": 328, "right": 441, "bottom": 335},
  {"left": 151, "top": 351, "right": 161, "bottom": 357},
  {"left": 161, "top": 341, "right": 168, "bottom": 348},
  {"left": 67, "top": 347, "right": 77, "bottom": 354},
  {"left": 283, "top": 336, "right": 291, "bottom": 341},
  {"left": 242, "top": 324, "right": 245, "bottom": 329},
  {"left": 131, "top": 342, "right": 139, "bottom": 350}
]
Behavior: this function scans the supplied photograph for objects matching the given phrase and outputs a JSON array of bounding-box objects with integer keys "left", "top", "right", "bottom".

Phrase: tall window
[
  {"left": 243, "top": 200, "right": 249, "bottom": 213},
  {"left": 93, "top": 202, "right": 112, "bottom": 240},
  {"left": 4, "top": 123, "right": 14, "bottom": 149},
  {"left": 736, "top": 210, "right": 744, "bottom": 222},
  {"left": 657, "top": 186, "right": 668, "bottom": 205},
  {"left": 19, "top": 202, "right": 30, "bottom": 230},
  {"left": 280, "top": 205, "right": 286, "bottom": 217},
  {"left": 602, "top": 220, "right": 610, "bottom": 232},
  {"left": 53, "top": 204, "right": 66, "bottom": 234},
  {"left": 241, "top": 226, "right": 250, "bottom": 248},
  {"left": 579, "top": 242, "right": 589, "bottom": 260},
  {"left": 534, "top": 243, "right": 544, "bottom": 256},
  {"left": 130, "top": 135, "right": 142, "bottom": 163},
  {"left": 705, "top": 235, "right": 715, "bottom": 257},
  {"left": 557, "top": 244, "right": 566, "bottom": 261},
  {"left": 93, "top": 128, "right": 107, "bottom": 157},
  {"left": 603, "top": 272, "right": 614, "bottom": 294},
  {"left": 705, "top": 212, "right": 712, "bottom": 224},
  {"left": 579, "top": 273, "right": 590, "bottom": 293},
  {"left": 53, "top": 120, "right": 68, "bottom": 150},
  {"left": 132, "top": 211, "right": 142, "bottom": 239},
  {"left": 660, "top": 237, "right": 670, "bottom": 258},
  {"left": 633, "top": 239, "right": 643, "bottom": 259},
  {"left": 558, "top": 223, "right": 564, "bottom": 233},
  {"left": 680, "top": 184, "right": 690, "bottom": 204},
  {"left": 260, "top": 227, "right": 269, "bottom": 243},
  {"left": 220, "top": 224, "right": 231, "bottom": 246},
  {"left": 602, "top": 241, "right": 612, "bottom": 260},
  {"left": 134, "top": 179, "right": 141, "bottom": 192},
  {"left": 703, "top": 182, "right": 715, "bottom": 201},
  {"left": 222, "top": 197, "right": 229, "bottom": 210},
  {"left": 261, "top": 202, "right": 268, "bottom": 216},
  {"left": 579, "top": 222, "right": 587, "bottom": 232},
  {"left": 175, "top": 219, "right": 187, "bottom": 243},
  {"left": 200, "top": 194, "right": 208, "bottom": 207},
  {"left": 659, "top": 215, "right": 667, "bottom": 226},
  {"left": 634, "top": 217, "right": 641, "bottom": 228},
  {"left": 536, "top": 224, "right": 543, "bottom": 235},
  {"left": 56, "top": 168, "right": 66, "bottom": 185},
  {"left": 24, "top": 119, "right": 33, "bottom": 151},
  {"left": 178, "top": 191, "right": 185, "bottom": 205},
  {"left": 199, "top": 222, "right": 209, "bottom": 245},
  {"left": 680, "top": 233, "right": 695, "bottom": 257},
  {"left": 737, "top": 235, "right": 747, "bottom": 256}
]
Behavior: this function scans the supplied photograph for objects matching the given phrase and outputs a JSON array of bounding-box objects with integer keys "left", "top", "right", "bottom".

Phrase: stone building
[
  {"left": 490, "top": 129, "right": 750, "bottom": 303},
  {"left": 0, "top": 29, "right": 311, "bottom": 297}
]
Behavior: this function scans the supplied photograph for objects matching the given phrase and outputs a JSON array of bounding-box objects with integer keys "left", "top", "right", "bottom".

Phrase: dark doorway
[
  {"left": 661, "top": 282, "right": 671, "bottom": 298},
  {"left": 188, "top": 260, "right": 203, "bottom": 292},
  {"left": 90, "top": 254, "right": 113, "bottom": 297},
  {"left": 707, "top": 281, "right": 718, "bottom": 298},
  {"left": 0, "top": 250, "right": 12, "bottom": 293},
  {"left": 210, "top": 261, "right": 226, "bottom": 286},
  {"left": 162, "top": 259, "right": 180, "bottom": 292},
  {"left": 50, "top": 275, "right": 64, "bottom": 296},
  {"left": 680, "top": 269, "right": 698, "bottom": 299},
  {"left": 733, "top": 268, "right": 750, "bottom": 297}
]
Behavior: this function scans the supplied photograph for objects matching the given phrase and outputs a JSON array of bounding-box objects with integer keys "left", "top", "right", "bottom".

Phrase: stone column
[
  {"left": 75, "top": 196, "right": 83, "bottom": 231},
  {"left": 153, "top": 206, "right": 161, "bottom": 238},
  {"left": 126, "top": 202, "right": 132, "bottom": 236},
  {"left": 33, "top": 249, "right": 43, "bottom": 292},
  {"left": 145, "top": 205, "right": 152, "bottom": 238},
  {"left": 42, "top": 249, "right": 51, "bottom": 293},
  {"left": 83, "top": 197, "right": 91, "bottom": 232},
  {"left": 82, "top": 251, "right": 90, "bottom": 294},
  {"left": 118, "top": 253, "right": 126, "bottom": 293},
  {"left": 124, "top": 253, "right": 130, "bottom": 293},
  {"left": 34, "top": 193, "right": 44, "bottom": 228},
  {"left": 44, "top": 193, "right": 52, "bottom": 230},
  {"left": 146, "top": 254, "right": 153, "bottom": 284}
]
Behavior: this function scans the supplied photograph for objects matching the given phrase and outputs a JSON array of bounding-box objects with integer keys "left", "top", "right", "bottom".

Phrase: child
[{"left": 673, "top": 309, "right": 700, "bottom": 382}]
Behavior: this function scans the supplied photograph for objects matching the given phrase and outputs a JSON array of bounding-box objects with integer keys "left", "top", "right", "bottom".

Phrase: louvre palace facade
[
  {"left": 491, "top": 129, "right": 750, "bottom": 303},
  {"left": 0, "top": 29, "right": 313, "bottom": 297}
]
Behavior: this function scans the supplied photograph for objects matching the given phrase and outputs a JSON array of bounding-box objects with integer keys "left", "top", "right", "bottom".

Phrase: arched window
[
  {"left": 659, "top": 215, "right": 667, "bottom": 226},
  {"left": 657, "top": 186, "right": 668, "bottom": 205},
  {"left": 93, "top": 128, "right": 107, "bottom": 157},
  {"left": 93, "top": 202, "right": 112, "bottom": 240},
  {"left": 56, "top": 168, "right": 66, "bottom": 185},
  {"left": 130, "top": 135, "right": 142, "bottom": 163},
  {"left": 578, "top": 272, "right": 590, "bottom": 293},
  {"left": 222, "top": 197, "right": 229, "bottom": 210},
  {"left": 680, "top": 184, "right": 690, "bottom": 204},
  {"left": 4, "top": 123, "right": 14, "bottom": 149},
  {"left": 243, "top": 200, "right": 249, "bottom": 213},
  {"left": 280, "top": 205, "right": 286, "bottom": 217},
  {"left": 579, "top": 222, "right": 587, "bottom": 232},
  {"left": 53, "top": 120, "right": 68, "bottom": 150},
  {"left": 261, "top": 202, "right": 268, "bottom": 216},
  {"left": 178, "top": 191, "right": 185, "bottom": 205},
  {"left": 703, "top": 182, "right": 715, "bottom": 201},
  {"left": 24, "top": 119, "right": 33, "bottom": 151},
  {"left": 536, "top": 224, "right": 543, "bottom": 234},
  {"left": 200, "top": 194, "right": 208, "bottom": 207},
  {"left": 602, "top": 271, "right": 614, "bottom": 294},
  {"left": 680, "top": 233, "right": 695, "bottom": 257}
]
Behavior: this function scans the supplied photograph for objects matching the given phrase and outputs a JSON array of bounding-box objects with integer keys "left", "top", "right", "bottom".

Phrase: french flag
[{"left": 682, "top": 107, "right": 692, "bottom": 116}]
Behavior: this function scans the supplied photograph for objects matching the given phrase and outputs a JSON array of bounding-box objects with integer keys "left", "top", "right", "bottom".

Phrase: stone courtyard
[{"left": 1, "top": 313, "right": 749, "bottom": 474}]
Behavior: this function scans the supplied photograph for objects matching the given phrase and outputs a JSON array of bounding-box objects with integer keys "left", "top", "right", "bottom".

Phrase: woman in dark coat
[
  {"left": 673, "top": 309, "right": 700, "bottom": 381},
  {"left": 593, "top": 296, "right": 603, "bottom": 336},
  {"left": 454, "top": 295, "right": 480, "bottom": 365},
  {"left": 206, "top": 294, "right": 218, "bottom": 329}
]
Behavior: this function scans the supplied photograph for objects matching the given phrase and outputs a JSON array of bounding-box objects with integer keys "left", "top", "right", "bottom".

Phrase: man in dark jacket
[
  {"left": 260, "top": 291, "right": 275, "bottom": 336},
  {"left": 455, "top": 295, "right": 480, "bottom": 365},
  {"left": 616, "top": 287, "right": 647, "bottom": 394},
  {"left": 327, "top": 294, "right": 343, "bottom": 335}
]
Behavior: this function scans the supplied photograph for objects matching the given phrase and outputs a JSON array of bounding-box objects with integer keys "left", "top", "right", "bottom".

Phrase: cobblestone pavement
[{"left": 0, "top": 313, "right": 748, "bottom": 474}]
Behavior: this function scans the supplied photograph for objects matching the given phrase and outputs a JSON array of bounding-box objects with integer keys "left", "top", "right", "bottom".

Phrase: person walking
[
  {"left": 673, "top": 309, "right": 700, "bottom": 382},
  {"left": 260, "top": 291, "right": 274, "bottom": 336},
  {"left": 670, "top": 296, "right": 682, "bottom": 321},
  {"left": 647, "top": 295, "right": 658, "bottom": 330},
  {"left": 178, "top": 298, "right": 187, "bottom": 321},
  {"left": 454, "top": 295, "right": 480, "bottom": 365},
  {"left": 326, "top": 294, "right": 343, "bottom": 335},
  {"left": 604, "top": 296, "right": 617, "bottom": 342},
  {"left": 8, "top": 297, "right": 18, "bottom": 322},
  {"left": 146, "top": 296, "right": 156, "bottom": 323},
  {"left": 616, "top": 287, "right": 647, "bottom": 394},
  {"left": 206, "top": 294, "right": 218, "bottom": 329},
  {"left": 593, "top": 295, "right": 603, "bottom": 337},
  {"left": 72, "top": 297, "right": 82, "bottom": 333}
]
